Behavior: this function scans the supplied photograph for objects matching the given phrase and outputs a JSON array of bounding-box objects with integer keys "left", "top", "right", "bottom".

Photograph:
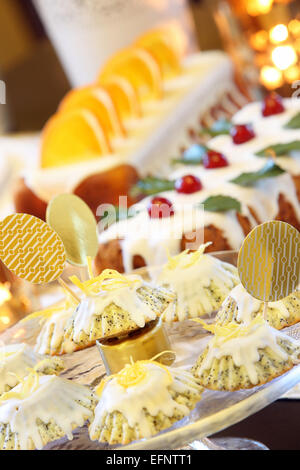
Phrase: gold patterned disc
[
  {"left": 46, "top": 194, "right": 98, "bottom": 266},
  {"left": 238, "top": 221, "right": 300, "bottom": 302},
  {"left": 0, "top": 213, "right": 66, "bottom": 284}
]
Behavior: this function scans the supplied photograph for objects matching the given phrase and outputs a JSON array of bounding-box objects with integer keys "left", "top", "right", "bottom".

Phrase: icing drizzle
[
  {"left": 0, "top": 375, "right": 94, "bottom": 450},
  {"left": 228, "top": 283, "right": 290, "bottom": 324},
  {"left": 157, "top": 248, "right": 239, "bottom": 321},
  {"left": 0, "top": 344, "right": 44, "bottom": 395},
  {"left": 68, "top": 273, "right": 160, "bottom": 342},
  {"left": 90, "top": 362, "right": 201, "bottom": 439},
  {"left": 197, "top": 319, "right": 300, "bottom": 385}
]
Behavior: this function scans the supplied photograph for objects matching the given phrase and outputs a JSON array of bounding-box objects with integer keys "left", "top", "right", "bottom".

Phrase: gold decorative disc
[
  {"left": 46, "top": 194, "right": 98, "bottom": 266},
  {"left": 0, "top": 213, "right": 66, "bottom": 284},
  {"left": 238, "top": 221, "right": 300, "bottom": 302}
]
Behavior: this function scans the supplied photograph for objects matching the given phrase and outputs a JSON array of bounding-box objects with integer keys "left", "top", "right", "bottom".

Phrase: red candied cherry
[
  {"left": 175, "top": 174, "right": 203, "bottom": 194},
  {"left": 262, "top": 92, "right": 285, "bottom": 117},
  {"left": 147, "top": 196, "right": 175, "bottom": 219},
  {"left": 203, "top": 150, "right": 229, "bottom": 169},
  {"left": 230, "top": 124, "right": 255, "bottom": 144}
]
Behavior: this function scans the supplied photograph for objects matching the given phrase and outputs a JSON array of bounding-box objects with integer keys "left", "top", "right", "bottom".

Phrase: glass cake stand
[{"left": 0, "top": 251, "right": 299, "bottom": 450}]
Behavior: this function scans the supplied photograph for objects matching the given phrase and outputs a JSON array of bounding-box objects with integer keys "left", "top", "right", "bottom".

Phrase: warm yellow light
[
  {"left": 272, "top": 45, "right": 297, "bottom": 70},
  {"left": 288, "top": 19, "right": 300, "bottom": 37},
  {"left": 295, "top": 38, "right": 300, "bottom": 53},
  {"left": 0, "top": 284, "right": 11, "bottom": 306},
  {"left": 255, "top": 53, "right": 269, "bottom": 67},
  {"left": 269, "top": 24, "right": 288, "bottom": 44},
  {"left": 260, "top": 66, "right": 283, "bottom": 89},
  {"left": 247, "top": 0, "right": 273, "bottom": 16},
  {"left": 284, "top": 65, "right": 300, "bottom": 83},
  {"left": 0, "top": 315, "right": 10, "bottom": 325},
  {"left": 250, "top": 30, "right": 269, "bottom": 51}
]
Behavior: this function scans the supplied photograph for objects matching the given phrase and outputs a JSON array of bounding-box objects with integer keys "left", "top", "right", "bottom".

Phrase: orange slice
[
  {"left": 59, "top": 85, "right": 126, "bottom": 138},
  {"left": 41, "top": 108, "right": 111, "bottom": 168},
  {"left": 136, "top": 29, "right": 181, "bottom": 78},
  {"left": 98, "top": 46, "right": 163, "bottom": 101},
  {"left": 99, "top": 75, "right": 142, "bottom": 119}
]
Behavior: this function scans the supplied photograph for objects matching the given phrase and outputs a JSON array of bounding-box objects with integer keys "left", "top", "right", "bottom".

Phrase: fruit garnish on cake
[
  {"left": 89, "top": 359, "right": 202, "bottom": 445},
  {"left": 192, "top": 316, "right": 300, "bottom": 391},
  {"left": 41, "top": 108, "right": 111, "bottom": 168},
  {"left": 53, "top": 269, "right": 174, "bottom": 352}
]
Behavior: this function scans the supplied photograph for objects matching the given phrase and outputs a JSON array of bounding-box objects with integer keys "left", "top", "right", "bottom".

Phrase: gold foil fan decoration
[
  {"left": 238, "top": 221, "right": 300, "bottom": 302},
  {"left": 0, "top": 213, "right": 66, "bottom": 284},
  {"left": 46, "top": 194, "right": 98, "bottom": 267}
]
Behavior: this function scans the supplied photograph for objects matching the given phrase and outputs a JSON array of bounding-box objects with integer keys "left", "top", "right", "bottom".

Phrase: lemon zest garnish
[
  {"left": 193, "top": 315, "right": 265, "bottom": 345},
  {"left": 95, "top": 351, "right": 175, "bottom": 397},
  {"left": 166, "top": 243, "right": 212, "bottom": 270},
  {"left": 21, "top": 294, "right": 77, "bottom": 325},
  {"left": 70, "top": 269, "right": 141, "bottom": 296},
  {"left": 20, "top": 305, "right": 64, "bottom": 324},
  {"left": 0, "top": 368, "right": 40, "bottom": 403}
]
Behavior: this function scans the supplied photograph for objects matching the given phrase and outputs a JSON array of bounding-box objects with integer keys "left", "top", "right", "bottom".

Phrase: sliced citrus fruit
[
  {"left": 98, "top": 46, "right": 163, "bottom": 101},
  {"left": 136, "top": 29, "right": 181, "bottom": 78},
  {"left": 59, "top": 85, "right": 125, "bottom": 138},
  {"left": 41, "top": 108, "right": 111, "bottom": 168},
  {"left": 99, "top": 75, "right": 142, "bottom": 119}
]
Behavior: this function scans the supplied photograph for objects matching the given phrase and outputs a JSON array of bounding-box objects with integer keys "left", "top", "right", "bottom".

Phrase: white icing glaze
[
  {"left": 100, "top": 206, "right": 205, "bottom": 272},
  {"left": 70, "top": 276, "right": 157, "bottom": 342},
  {"left": 34, "top": 305, "right": 76, "bottom": 355},
  {"left": 99, "top": 113, "right": 300, "bottom": 271},
  {"left": 90, "top": 363, "right": 200, "bottom": 439},
  {"left": 232, "top": 98, "right": 300, "bottom": 140},
  {"left": 0, "top": 344, "right": 43, "bottom": 395},
  {"left": 197, "top": 322, "right": 300, "bottom": 385},
  {"left": 157, "top": 254, "right": 238, "bottom": 321},
  {"left": 99, "top": 188, "right": 256, "bottom": 271},
  {"left": 228, "top": 283, "right": 290, "bottom": 324},
  {"left": 0, "top": 375, "right": 94, "bottom": 450}
]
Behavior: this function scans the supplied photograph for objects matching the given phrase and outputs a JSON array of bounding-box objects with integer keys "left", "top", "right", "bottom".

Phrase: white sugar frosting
[
  {"left": 34, "top": 305, "right": 76, "bottom": 355},
  {"left": 90, "top": 363, "right": 201, "bottom": 439},
  {"left": 0, "top": 375, "right": 94, "bottom": 450},
  {"left": 197, "top": 322, "right": 300, "bottom": 385},
  {"left": 0, "top": 343, "right": 43, "bottom": 395},
  {"left": 69, "top": 276, "right": 157, "bottom": 342},
  {"left": 157, "top": 253, "right": 238, "bottom": 321},
  {"left": 99, "top": 97, "right": 300, "bottom": 271},
  {"left": 227, "top": 283, "right": 290, "bottom": 324},
  {"left": 99, "top": 198, "right": 253, "bottom": 272},
  {"left": 232, "top": 97, "right": 300, "bottom": 140}
]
